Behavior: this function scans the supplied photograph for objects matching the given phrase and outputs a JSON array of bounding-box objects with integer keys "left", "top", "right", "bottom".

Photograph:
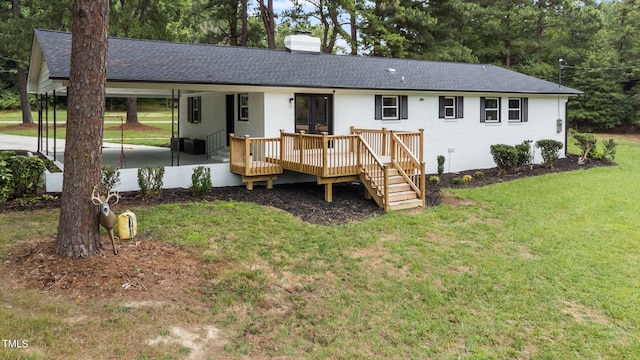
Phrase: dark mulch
[{"left": 0, "top": 154, "right": 614, "bottom": 225}]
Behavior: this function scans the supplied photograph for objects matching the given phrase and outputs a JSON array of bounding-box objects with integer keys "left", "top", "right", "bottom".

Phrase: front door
[
  {"left": 225, "top": 95, "right": 235, "bottom": 146},
  {"left": 295, "top": 94, "right": 333, "bottom": 134}
]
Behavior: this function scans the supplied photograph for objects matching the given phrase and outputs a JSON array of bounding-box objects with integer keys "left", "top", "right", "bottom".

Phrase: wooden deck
[{"left": 229, "top": 128, "right": 426, "bottom": 211}]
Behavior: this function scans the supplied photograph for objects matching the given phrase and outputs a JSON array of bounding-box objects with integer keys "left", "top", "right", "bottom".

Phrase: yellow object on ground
[{"left": 117, "top": 210, "right": 137, "bottom": 240}]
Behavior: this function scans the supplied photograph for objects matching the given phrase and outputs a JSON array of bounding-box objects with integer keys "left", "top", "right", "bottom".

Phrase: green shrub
[
  {"left": 602, "top": 139, "right": 617, "bottom": 161},
  {"left": 462, "top": 175, "right": 473, "bottom": 184},
  {"left": 428, "top": 175, "right": 440, "bottom": 185},
  {"left": 98, "top": 164, "right": 121, "bottom": 194},
  {"left": 490, "top": 140, "right": 532, "bottom": 175},
  {"left": 189, "top": 166, "right": 212, "bottom": 195},
  {"left": 452, "top": 177, "right": 465, "bottom": 186},
  {"left": 515, "top": 140, "right": 533, "bottom": 168},
  {"left": 535, "top": 139, "right": 563, "bottom": 168},
  {"left": 0, "top": 157, "right": 13, "bottom": 202},
  {"left": 437, "top": 155, "right": 445, "bottom": 176},
  {"left": 474, "top": 171, "right": 484, "bottom": 179},
  {"left": 0, "top": 151, "right": 45, "bottom": 201},
  {"left": 490, "top": 144, "right": 518, "bottom": 175},
  {"left": 573, "top": 131, "right": 597, "bottom": 164},
  {"left": 137, "top": 166, "right": 165, "bottom": 196}
]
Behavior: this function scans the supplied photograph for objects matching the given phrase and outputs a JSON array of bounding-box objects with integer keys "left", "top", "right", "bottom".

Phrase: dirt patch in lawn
[{"left": 3, "top": 237, "right": 209, "bottom": 304}]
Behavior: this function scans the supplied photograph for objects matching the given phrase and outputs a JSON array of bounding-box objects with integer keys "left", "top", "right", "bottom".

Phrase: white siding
[
  {"left": 335, "top": 91, "right": 567, "bottom": 173},
  {"left": 179, "top": 94, "right": 226, "bottom": 140}
]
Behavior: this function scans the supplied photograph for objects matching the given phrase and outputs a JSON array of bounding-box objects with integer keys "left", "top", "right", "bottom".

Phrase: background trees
[{"left": 2, "top": 0, "right": 639, "bottom": 130}]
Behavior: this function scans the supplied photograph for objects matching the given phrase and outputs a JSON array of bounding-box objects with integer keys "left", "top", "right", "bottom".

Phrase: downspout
[{"left": 564, "top": 94, "right": 580, "bottom": 157}]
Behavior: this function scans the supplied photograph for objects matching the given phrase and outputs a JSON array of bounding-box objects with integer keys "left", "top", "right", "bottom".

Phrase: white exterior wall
[
  {"left": 234, "top": 93, "right": 266, "bottom": 137},
  {"left": 335, "top": 91, "right": 568, "bottom": 173},
  {"left": 176, "top": 89, "right": 569, "bottom": 177},
  {"left": 264, "top": 92, "right": 296, "bottom": 136},
  {"left": 179, "top": 94, "right": 226, "bottom": 140}
]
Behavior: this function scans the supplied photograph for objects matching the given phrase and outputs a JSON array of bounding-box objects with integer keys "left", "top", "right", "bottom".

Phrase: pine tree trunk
[
  {"left": 126, "top": 97, "right": 138, "bottom": 124},
  {"left": 56, "top": 0, "right": 110, "bottom": 258},
  {"left": 10, "top": 0, "right": 33, "bottom": 124}
]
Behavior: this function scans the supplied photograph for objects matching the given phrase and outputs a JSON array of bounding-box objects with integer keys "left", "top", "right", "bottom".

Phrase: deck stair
[{"left": 360, "top": 165, "right": 424, "bottom": 211}]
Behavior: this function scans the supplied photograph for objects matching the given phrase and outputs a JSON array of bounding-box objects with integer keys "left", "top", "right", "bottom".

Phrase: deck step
[
  {"left": 388, "top": 198, "right": 423, "bottom": 211},
  {"left": 387, "top": 183, "right": 411, "bottom": 192},
  {"left": 388, "top": 190, "right": 418, "bottom": 202}
]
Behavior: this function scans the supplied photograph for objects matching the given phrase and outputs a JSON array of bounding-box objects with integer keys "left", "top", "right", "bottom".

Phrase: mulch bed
[{"left": 0, "top": 154, "right": 614, "bottom": 225}]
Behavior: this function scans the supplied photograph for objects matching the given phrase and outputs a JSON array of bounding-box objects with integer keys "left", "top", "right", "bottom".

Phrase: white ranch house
[{"left": 27, "top": 29, "right": 581, "bottom": 211}]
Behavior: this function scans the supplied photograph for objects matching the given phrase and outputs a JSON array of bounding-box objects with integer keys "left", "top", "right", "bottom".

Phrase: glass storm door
[{"left": 295, "top": 94, "right": 333, "bottom": 134}]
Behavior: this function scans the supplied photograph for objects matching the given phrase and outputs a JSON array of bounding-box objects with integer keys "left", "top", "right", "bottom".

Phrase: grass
[
  {"left": 0, "top": 110, "right": 174, "bottom": 146},
  {"left": 1, "top": 138, "right": 639, "bottom": 358}
]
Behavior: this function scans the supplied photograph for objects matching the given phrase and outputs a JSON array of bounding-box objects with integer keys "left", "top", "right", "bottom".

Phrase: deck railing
[
  {"left": 390, "top": 133, "right": 426, "bottom": 206},
  {"left": 230, "top": 128, "right": 425, "bottom": 209},
  {"left": 229, "top": 133, "right": 282, "bottom": 176},
  {"left": 357, "top": 134, "right": 388, "bottom": 209},
  {"left": 280, "top": 131, "right": 359, "bottom": 177},
  {"left": 350, "top": 126, "right": 424, "bottom": 162}
]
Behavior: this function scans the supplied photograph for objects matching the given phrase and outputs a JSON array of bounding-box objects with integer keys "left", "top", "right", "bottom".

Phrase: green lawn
[
  {"left": 0, "top": 139, "right": 638, "bottom": 359},
  {"left": 0, "top": 110, "right": 174, "bottom": 146}
]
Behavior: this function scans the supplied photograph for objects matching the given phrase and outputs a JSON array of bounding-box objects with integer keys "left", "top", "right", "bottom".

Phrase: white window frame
[
  {"left": 508, "top": 98, "right": 522, "bottom": 122},
  {"left": 484, "top": 97, "right": 500, "bottom": 123},
  {"left": 382, "top": 95, "right": 399, "bottom": 120},
  {"left": 443, "top": 96, "right": 456, "bottom": 119}
]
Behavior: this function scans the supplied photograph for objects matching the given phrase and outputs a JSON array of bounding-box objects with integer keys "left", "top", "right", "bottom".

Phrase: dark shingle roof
[{"left": 35, "top": 29, "right": 581, "bottom": 95}]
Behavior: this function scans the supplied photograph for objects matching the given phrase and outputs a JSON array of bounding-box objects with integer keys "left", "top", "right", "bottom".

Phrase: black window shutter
[
  {"left": 400, "top": 95, "right": 408, "bottom": 119},
  {"left": 498, "top": 97, "right": 502, "bottom": 122},
  {"left": 375, "top": 95, "right": 382, "bottom": 120},
  {"left": 522, "top": 98, "right": 528, "bottom": 122},
  {"left": 456, "top": 96, "right": 464, "bottom": 119},
  {"left": 438, "top": 96, "right": 445, "bottom": 118},
  {"left": 480, "top": 97, "right": 485, "bottom": 123}
]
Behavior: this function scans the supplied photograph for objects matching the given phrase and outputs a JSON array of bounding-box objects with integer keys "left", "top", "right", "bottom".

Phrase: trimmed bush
[
  {"left": 602, "top": 139, "right": 617, "bottom": 161},
  {"left": 463, "top": 175, "right": 473, "bottom": 184},
  {"left": 535, "top": 139, "right": 563, "bottom": 168},
  {"left": 452, "top": 177, "right": 465, "bottom": 186},
  {"left": 474, "top": 171, "right": 484, "bottom": 179},
  {"left": 515, "top": 140, "right": 533, "bottom": 169},
  {"left": 0, "top": 151, "right": 45, "bottom": 201},
  {"left": 573, "top": 131, "right": 597, "bottom": 164},
  {"left": 190, "top": 166, "right": 212, "bottom": 195},
  {"left": 490, "top": 140, "right": 532, "bottom": 175},
  {"left": 429, "top": 175, "right": 440, "bottom": 185},
  {"left": 437, "top": 155, "right": 445, "bottom": 176},
  {"left": 98, "top": 164, "right": 121, "bottom": 194},
  {"left": 490, "top": 144, "right": 519, "bottom": 175},
  {"left": 137, "top": 166, "right": 165, "bottom": 196}
]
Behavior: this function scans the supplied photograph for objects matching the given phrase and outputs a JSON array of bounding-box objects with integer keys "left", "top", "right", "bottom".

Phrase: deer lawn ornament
[{"left": 91, "top": 188, "right": 121, "bottom": 255}]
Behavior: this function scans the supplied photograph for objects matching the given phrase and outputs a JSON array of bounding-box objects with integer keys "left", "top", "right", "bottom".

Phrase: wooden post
[
  {"left": 383, "top": 165, "right": 390, "bottom": 212},
  {"left": 244, "top": 135, "right": 251, "bottom": 175},
  {"left": 418, "top": 128, "right": 424, "bottom": 162},
  {"left": 229, "top": 133, "right": 235, "bottom": 171},
  {"left": 280, "top": 129, "right": 285, "bottom": 165},
  {"left": 322, "top": 132, "right": 328, "bottom": 177},
  {"left": 381, "top": 127, "right": 387, "bottom": 156},
  {"left": 299, "top": 131, "right": 305, "bottom": 171},
  {"left": 420, "top": 161, "right": 426, "bottom": 207}
]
